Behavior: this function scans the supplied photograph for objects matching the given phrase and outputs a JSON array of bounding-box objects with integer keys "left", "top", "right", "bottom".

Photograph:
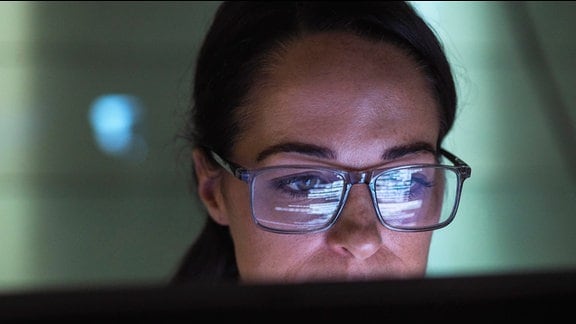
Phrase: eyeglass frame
[{"left": 207, "top": 148, "right": 472, "bottom": 234}]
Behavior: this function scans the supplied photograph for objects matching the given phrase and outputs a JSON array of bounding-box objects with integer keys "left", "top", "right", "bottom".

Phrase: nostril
[{"left": 327, "top": 216, "right": 383, "bottom": 260}]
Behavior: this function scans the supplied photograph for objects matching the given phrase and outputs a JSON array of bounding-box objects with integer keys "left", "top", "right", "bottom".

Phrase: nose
[{"left": 326, "top": 183, "right": 384, "bottom": 260}]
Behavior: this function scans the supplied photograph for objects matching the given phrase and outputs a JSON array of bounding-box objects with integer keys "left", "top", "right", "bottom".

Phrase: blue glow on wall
[{"left": 89, "top": 94, "right": 147, "bottom": 161}]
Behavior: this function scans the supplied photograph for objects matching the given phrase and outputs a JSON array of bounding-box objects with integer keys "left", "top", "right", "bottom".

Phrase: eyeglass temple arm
[
  {"left": 440, "top": 148, "right": 472, "bottom": 179},
  {"left": 209, "top": 150, "right": 246, "bottom": 179}
]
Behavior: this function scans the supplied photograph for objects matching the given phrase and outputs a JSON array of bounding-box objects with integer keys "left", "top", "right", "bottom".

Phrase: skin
[{"left": 194, "top": 32, "right": 441, "bottom": 284}]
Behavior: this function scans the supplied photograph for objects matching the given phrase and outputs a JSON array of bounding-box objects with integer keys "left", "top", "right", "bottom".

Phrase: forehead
[
  {"left": 235, "top": 32, "right": 439, "bottom": 166},
  {"left": 260, "top": 32, "right": 426, "bottom": 94}
]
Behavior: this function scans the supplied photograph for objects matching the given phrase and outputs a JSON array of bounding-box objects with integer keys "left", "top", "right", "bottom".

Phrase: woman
[{"left": 174, "top": 1, "right": 471, "bottom": 284}]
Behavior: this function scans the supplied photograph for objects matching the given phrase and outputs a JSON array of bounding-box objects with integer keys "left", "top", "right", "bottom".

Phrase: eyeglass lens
[{"left": 251, "top": 166, "right": 459, "bottom": 233}]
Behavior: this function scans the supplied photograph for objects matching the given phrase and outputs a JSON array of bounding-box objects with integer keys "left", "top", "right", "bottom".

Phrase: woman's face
[{"left": 197, "top": 32, "right": 441, "bottom": 284}]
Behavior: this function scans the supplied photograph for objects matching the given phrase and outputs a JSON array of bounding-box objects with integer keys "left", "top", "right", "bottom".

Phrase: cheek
[
  {"left": 408, "top": 232, "right": 433, "bottom": 261},
  {"left": 384, "top": 230, "right": 433, "bottom": 259},
  {"left": 235, "top": 231, "right": 323, "bottom": 283},
  {"left": 220, "top": 179, "right": 289, "bottom": 259},
  {"left": 221, "top": 178, "right": 252, "bottom": 229}
]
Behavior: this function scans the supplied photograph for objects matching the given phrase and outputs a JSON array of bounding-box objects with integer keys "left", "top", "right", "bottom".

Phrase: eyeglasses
[{"left": 209, "top": 149, "right": 471, "bottom": 234}]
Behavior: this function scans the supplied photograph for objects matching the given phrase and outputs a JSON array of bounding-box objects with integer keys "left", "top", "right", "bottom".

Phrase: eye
[
  {"left": 409, "top": 173, "right": 434, "bottom": 199},
  {"left": 375, "top": 167, "right": 434, "bottom": 202},
  {"left": 269, "top": 171, "right": 338, "bottom": 199},
  {"left": 277, "top": 174, "right": 327, "bottom": 194},
  {"left": 295, "top": 175, "right": 326, "bottom": 190}
]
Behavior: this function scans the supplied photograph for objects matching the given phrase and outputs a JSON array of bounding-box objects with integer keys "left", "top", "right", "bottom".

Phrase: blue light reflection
[{"left": 89, "top": 94, "right": 147, "bottom": 161}]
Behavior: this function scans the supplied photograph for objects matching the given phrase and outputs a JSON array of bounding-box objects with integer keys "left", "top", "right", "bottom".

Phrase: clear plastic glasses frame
[{"left": 209, "top": 149, "right": 471, "bottom": 234}]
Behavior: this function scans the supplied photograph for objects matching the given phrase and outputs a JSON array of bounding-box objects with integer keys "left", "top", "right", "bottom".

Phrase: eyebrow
[
  {"left": 256, "top": 142, "right": 336, "bottom": 162},
  {"left": 382, "top": 142, "right": 437, "bottom": 160},
  {"left": 255, "top": 141, "right": 436, "bottom": 163}
]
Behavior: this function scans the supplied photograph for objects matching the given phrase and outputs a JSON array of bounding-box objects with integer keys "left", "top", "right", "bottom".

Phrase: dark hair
[{"left": 173, "top": 1, "right": 457, "bottom": 284}]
